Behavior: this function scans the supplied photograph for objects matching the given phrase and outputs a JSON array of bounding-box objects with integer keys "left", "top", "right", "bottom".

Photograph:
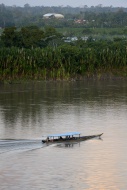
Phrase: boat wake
[{"left": 0, "top": 139, "right": 43, "bottom": 154}]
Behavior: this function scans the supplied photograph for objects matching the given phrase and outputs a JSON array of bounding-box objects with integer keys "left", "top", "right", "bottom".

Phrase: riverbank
[{"left": 0, "top": 72, "right": 126, "bottom": 85}]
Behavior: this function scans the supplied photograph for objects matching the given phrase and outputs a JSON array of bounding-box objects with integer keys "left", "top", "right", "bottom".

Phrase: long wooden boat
[{"left": 42, "top": 132, "right": 103, "bottom": 143}]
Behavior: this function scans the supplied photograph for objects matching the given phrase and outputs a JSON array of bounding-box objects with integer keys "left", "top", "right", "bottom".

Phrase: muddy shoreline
[{"left": 0, "top": 73, "right": 127, "bottom": 84}]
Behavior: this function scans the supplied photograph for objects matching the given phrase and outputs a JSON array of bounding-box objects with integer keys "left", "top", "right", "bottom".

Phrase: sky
[{"left": 0, "top": 0, "right": 127, "bottom": 8}]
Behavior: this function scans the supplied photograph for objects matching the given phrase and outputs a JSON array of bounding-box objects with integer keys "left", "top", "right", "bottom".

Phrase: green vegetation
[
  {"left": 0, "top": 26, "right": 62, "bottom": 48},
  {"left": 0, "top": 41, "right": 127, "bottom": 81},
  {"left": 1, "top": 5, "right": 127, "bottom": 81},
  {"left": 1, "top": 4, "right": 127, "bottom": 28},
  {"left": 57, "top": 27, "right": 127, "bottom": 39}
]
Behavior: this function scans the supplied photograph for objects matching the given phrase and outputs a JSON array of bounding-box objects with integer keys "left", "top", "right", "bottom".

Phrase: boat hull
[{"left": 42, "top": 133, "right": 103, "bottom": 143}]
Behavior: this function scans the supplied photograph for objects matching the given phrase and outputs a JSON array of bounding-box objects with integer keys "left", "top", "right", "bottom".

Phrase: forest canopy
[{"left": 0, "top": 4, "right": 127, "bottom": 28}]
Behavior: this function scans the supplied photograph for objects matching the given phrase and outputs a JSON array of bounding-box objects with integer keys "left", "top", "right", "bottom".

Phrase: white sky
[{"left": 0, "top": 0, "right": 127, "bottom": 7}]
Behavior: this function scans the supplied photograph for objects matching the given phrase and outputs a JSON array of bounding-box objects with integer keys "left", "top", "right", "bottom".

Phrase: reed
[{"left": 0, "top": 42, "right": 127, "bottom": 81}]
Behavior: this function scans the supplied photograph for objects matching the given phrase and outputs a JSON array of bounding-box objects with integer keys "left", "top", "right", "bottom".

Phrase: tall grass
[{"left": 0, "top": 42, "right": 127, "bottom": 81}]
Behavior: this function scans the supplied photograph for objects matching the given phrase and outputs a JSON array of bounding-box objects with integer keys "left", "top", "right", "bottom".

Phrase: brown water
[{"left": 0, "top": 80, "right": 127, "bottom": 190}]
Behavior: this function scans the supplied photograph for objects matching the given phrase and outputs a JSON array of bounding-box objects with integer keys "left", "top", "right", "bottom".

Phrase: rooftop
[{"left": 47, "top": 132, "right": 80, "bottom": 138}]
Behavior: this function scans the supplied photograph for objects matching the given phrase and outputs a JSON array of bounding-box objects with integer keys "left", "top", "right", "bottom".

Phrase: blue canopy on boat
[{"left": 47, "top": 132, "right": 80, "bottom": 138}]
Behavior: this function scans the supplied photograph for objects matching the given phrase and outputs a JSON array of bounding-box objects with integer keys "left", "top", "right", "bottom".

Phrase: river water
[{"left": 0, "top": 80, "right": 127, "bottom": 190}]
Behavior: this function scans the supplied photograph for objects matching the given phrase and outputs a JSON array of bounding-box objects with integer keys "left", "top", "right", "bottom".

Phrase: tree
[
  {"left": 20, "top": 26, "right": 44, "bottom": 48},
  {"left": 24, "top": 4, "right": 30, "bottom": 8},
  {"left": 0, "top": 4, "right": 14, "bottom": 27},
  {"left": 1, "top": 27, "right": 17, "bottom": 47},
  {"left": 41, "top": 26, "right": 63, "bottom": 47}
]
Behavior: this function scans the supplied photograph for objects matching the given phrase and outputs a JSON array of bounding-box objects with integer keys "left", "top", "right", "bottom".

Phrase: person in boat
[
  {"left": 46, "top": 137, "right": 49, "bottom": 142},
  {"left": 66, "top": 135, "right": 70, "bottom": 139},
  {"left": 72, "top": 135, "right": 75, "bottom": 139}
]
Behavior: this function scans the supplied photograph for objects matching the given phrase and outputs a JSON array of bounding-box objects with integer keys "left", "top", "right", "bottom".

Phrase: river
[{"left": 0, "top": 80, "right": 127, "bottom": 190}]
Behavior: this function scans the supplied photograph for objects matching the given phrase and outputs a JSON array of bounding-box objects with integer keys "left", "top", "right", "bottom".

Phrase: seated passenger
[{"left": 46, "top": 137, "right": 49, "bottom": 142}]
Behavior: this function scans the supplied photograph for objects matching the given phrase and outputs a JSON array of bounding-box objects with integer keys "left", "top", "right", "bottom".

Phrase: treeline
[
  {"left": 1, "top": 4, "right": 127, "bottom": 28},
  {"left": 0, "top": 26, "right": 62, "bottom": 48},
  {"left": 0, "top": 41, "right": 127, "bottom": 81}
]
